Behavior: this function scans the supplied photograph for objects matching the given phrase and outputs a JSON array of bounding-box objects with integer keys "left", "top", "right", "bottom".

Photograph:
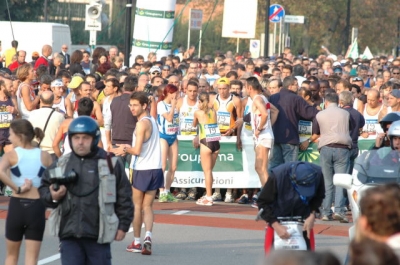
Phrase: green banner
[
  {"left": 132, "top": 39, "right": 172, "bottom": 50},
  {"left": 136, "top": 8, "right": 175, "bottom": 19},
  {"left": 298, "top": 139, "right": 377, "bottom": 165},
  {"left": 177, "top": 139, "right": 243, "bottom": 172}
]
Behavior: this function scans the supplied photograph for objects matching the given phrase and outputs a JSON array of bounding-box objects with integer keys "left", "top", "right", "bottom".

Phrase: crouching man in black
[{"left": 257, "top": 161, "right": 325, "bottom": 252}]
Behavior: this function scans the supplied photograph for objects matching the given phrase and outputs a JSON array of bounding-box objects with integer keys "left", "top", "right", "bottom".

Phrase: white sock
[
  {"left": 134, "top": 237, "right": 141, "bottom": 244},
  {"left": 206, "top": 196, "right": 213, "bottom": 201},
  {"left": 226, "top": 189, "right": 232, "bottom": 195},
  {"left": 165, "top": 189, "right": 170, "bottom": 194},
  {"left": 215, "top": 188, "right": 221, "bottom": 193},
  {"left": 145, "top": 231, "right": 152, "bottom": 238}
]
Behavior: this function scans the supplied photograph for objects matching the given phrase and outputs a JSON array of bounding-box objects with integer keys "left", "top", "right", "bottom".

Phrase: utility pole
[
  {"left": 124, "top": 0, "right": 133, "bottom": 67},
  {"left": 264, "top": 0, "right": 270, "bottom": 58},
  {"left": 345, "top": 0, "right": 351, "bottom": 52}
]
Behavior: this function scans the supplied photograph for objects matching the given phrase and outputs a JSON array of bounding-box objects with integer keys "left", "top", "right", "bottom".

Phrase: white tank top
[
  {"left": 52, "top": 97, "right": 67, "bottom": 114},
  {"left": 63, "top": 132, "right": 72, "bottom": 155},
  {"left": 17, "top": 83, "right": 35, "bottom": 119},
  {"left": 157, "top": 101, "right": 179, "bottom": 135},
  {"left": 130, "top": 116, "right": 162, "bottom": 170},
  {"left": 353, "top": 97, "right": 358, "bottom": 110},
  {"left": 216, "top": 94, "right": 234, "bottom": 132},
  {"left": 102, "top": 96, "right": 112, "bottom": 125},
  {"left": 362, "top": 104, "right": 383, "bottom": 137},
  {"left": 241, "top": 97, "right": 253, "bottom": 138},
  {"left": 251, "top": 94, "right": 274, "bottom": 140},
  {"left": 179, "top": 95, "right": 198, "bottom": 135}
]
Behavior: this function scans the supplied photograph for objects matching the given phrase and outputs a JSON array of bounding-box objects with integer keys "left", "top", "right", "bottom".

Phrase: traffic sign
[
  {"left": 284, "top": 15, "right": 304, "bottom": 24},
  {"left": 269, "top": 4, "right": 285, "bottom": 23}
]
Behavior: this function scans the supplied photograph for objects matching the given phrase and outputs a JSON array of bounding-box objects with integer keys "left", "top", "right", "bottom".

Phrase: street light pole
[
  {"left": 124, "top": 0, "right": 133, "bottom": 67},
  {"left": 264, "top": 0, "right": 270, "bottom": 58},
  {"left": 345, "top": 0, "right": 351, "bottom": 52}
]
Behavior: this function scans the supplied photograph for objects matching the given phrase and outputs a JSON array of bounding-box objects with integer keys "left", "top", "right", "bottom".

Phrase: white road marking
[
  {"left": 172, "top": 210, "right": 190, "bottom": 215},
  {"left": 38, "top": 254, "right": 60, "bottom": 265}
]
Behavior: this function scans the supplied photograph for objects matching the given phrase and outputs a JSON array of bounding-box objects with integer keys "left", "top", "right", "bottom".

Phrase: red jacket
[
  {"left": 8, "top": 61, "right": 27, "bottom": 72},
  {"left": 34, "top": 56, "right": 49, "bottom": 69}
]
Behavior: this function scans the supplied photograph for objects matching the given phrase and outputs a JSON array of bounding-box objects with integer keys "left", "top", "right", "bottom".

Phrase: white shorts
[{"left": 254, "top": 137, "right": 274, "bottom": 149}]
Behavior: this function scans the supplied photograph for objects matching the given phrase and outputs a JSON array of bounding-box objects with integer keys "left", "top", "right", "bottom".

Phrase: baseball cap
[
  {"left": 290, "top": 162, "right": 318, "bottom": 197},
  {"left": 391, "top": 90, "right": 400, "bottom": 98},
  {"left": 51, "top": 79, "right": 63, "bottom": 87},
  {"left": 32, "top": 51, "right": 40, "bottom": 57},
  {"left": 68, "top": 76, "right": 84, "bottom": 89},
  {"left": 149, "top": 66, "right": 161, "bottom": 74},
  {"left": 216, "top": 77, "right": 230, "bottom": 85},
  {"left": 162, "top": 65, "right": 170, "bottom": 71},
  {"left": 353, "top": 76, "right": 363, "bottom": 82},
  {"left": 332, "top": 61, "right": 341, "bottom": 67},
  {"left": 333, "top": 67, "right": 342, "bottom": 73}
]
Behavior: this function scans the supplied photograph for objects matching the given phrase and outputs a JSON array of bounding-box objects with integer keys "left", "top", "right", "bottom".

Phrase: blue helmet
[{"left": 68, "top": 116, "right": 100, "bottom": 151}]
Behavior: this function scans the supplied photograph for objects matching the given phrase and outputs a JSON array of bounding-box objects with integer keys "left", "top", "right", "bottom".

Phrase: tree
[{"left": 0, "top": 0, "right": 55, "bottom": 22}]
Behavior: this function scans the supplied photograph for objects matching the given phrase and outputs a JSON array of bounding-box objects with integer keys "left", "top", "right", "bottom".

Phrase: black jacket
[
  {"left": 269, "top": 88, "right": 319, "bottom": 145},
  {"left": 257, "top": 162, "right": 325, "bottom": 225},
  {"left": 39, "top": 148, "right": 133, "bottom": 240},
  {"left": 69, "top": 63, "right": 85, "bottom": 76}
]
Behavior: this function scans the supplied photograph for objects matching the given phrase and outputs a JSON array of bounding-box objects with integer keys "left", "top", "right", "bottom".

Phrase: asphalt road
[{"left": 0, "top": 200, "right": 350, "bottom": 265}]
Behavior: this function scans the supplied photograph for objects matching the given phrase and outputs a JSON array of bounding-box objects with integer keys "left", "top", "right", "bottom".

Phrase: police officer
[{"left": 39, "top": 116, "right": 133, "bottom": 265}]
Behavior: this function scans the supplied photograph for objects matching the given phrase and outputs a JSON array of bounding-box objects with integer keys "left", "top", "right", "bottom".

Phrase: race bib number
[
  {"left": 274, "top": 221, "right": 307, "bottom": 250},
  {"left": 217, "top": 111, "right": 230, "bottom": 131},
  {"left": 167, "top": 113, "right": 179, "bottom": 134},
  {"left": 363, "top": 119, "right": 378, "bottom": 135},
  {"left": 205, "top": 123, "right": 221, "bottom": 142},
  {"left": 0, "top": 112, "right": 13, "bottom": 128},
  {"left": 180, "top": 118, "right": 196, "bottom": 135},
  {"left": 298, "top": 120, "right": 312, "bottom": 142}
]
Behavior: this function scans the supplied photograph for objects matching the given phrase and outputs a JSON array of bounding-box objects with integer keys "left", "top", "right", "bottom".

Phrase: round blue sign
[{"left": 269, "top": 4, "right": 285, "bottom": 23}]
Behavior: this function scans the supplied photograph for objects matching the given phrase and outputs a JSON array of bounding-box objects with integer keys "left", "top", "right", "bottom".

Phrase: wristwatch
[
  {"left": 123, "top": 146, "right": 127, "bottom": 153},
  {"left": 16, "top": 187, "right": 21, "bottom": 194},
  {"left": 307, "top": 139, "right": 312, "bottom": 143}
]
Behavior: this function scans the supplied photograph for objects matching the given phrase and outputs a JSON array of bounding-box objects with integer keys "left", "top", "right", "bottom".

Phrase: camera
[{"left": 49, "top": 167, "right": 78, "bottom": 191}]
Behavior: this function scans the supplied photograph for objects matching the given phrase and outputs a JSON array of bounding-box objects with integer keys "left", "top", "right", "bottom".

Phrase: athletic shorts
[
  {"left": 0, "top": 129, "right": 11, "bottom": 146},
  {"left": 254, "top": 137, "right": 274, "bottom": 149},
  {"left": 133, "top": 169, "right": 164, "bottom": 192},
  {"left": 200, "top": 138, "right": 220, "bottom": 153},
  {"left": 159, "top": 132, "right": 177, "bottom": 146},
  {"left": 6, "top": 197, "right": 46, "bottom": 241}
]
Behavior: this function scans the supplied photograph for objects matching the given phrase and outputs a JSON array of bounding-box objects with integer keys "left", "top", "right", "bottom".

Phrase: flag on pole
[
  {"left": 362, "top": 46, "right": 374, "bottom": 60},
  {"left": 347, "top": 38, "right": 359, "bottom": 60}
]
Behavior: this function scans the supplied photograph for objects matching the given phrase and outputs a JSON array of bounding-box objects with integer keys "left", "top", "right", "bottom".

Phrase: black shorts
[
  {"left": 6, "top": 197, "right": 46, "bottom": 241},
  {"left": 200, "top": 138, "right": 220, "bottom": 153},
  {"left": 133, "top": 169, "right": 164, "bottom": 192},
  {"left": 0, "top": 129, "right": 11, "bottom": 146}
]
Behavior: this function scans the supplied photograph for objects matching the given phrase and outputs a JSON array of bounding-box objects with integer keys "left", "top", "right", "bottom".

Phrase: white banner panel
[
  {"left": 222, "top": 0, "right": 257, "bottom": 39},
  {"left": 130, "top": 0, "right": 177, "bottom": 64}
]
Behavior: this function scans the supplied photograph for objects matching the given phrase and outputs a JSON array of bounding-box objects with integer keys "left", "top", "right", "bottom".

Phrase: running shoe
[
  {"left": 166, "top": 192, "right": 178, "bottom": 202},
  {"left": 333, "top": 213, "right": 349, "bottom": 223},
  {"left": 251, "top": 194, "right": 258, "bottom": 208},
  {"left": 142, "top": 237, "right": 152, "bottom": 255},
  {"left": 175, "top": 191, "right": 187, "bottom": 200},
  {"left": 126, "top": 242, "right": 142, "bottom": 253},
  {"left": 224, "top": 193, "right": 234, "bottom": 203},
  {"left": 211, "top": 192, "right": 222, "bottom": 201},
  {"left": 158, "top": 193, "right": 168, "bottom": 203},
  {"left": 237, "top": 194, "right": 249, "bottom": 204},
  {"left": 196, "top": 196, "right": 213, "bottom": 206}
]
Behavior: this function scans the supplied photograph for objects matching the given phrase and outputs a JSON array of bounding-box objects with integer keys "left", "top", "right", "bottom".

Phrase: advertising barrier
[{"left": 171, "top": 136, "right": 376, "bottom": 189}]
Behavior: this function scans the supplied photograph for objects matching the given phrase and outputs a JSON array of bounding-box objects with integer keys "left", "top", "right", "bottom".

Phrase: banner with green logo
[
  {"left": 130, "top": 0, "right": 176, "bottom": 63},
  {"left": 172, "top": 136, "right": 262, "bottom": 188},
  {"left": 298, "top": 139, "right": 377, "bottom": 165}
]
